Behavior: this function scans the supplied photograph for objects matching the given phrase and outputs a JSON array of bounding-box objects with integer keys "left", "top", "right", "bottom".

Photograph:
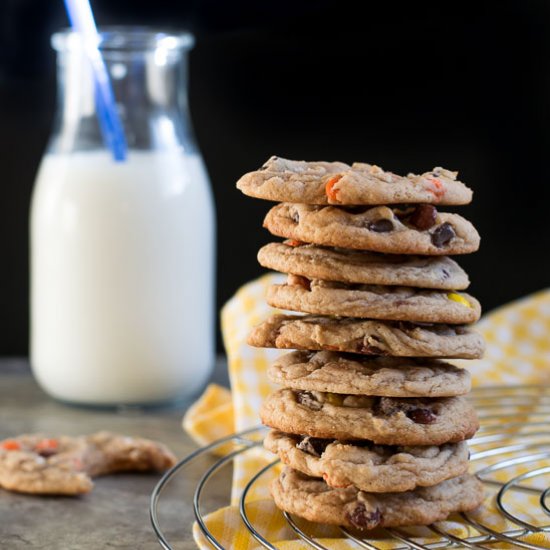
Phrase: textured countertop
[{"left": 0, "top": 358, "right": 229, "bottom": 549}]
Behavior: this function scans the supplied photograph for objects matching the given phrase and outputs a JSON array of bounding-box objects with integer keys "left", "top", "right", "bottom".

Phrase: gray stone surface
[{"left": 0, "top": 358, "right": 231, "bottom": 549}]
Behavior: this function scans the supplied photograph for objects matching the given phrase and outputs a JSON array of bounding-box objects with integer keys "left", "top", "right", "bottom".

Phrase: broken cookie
[{"left": 0, "top": 431, "right": 176, "bottom": 495}]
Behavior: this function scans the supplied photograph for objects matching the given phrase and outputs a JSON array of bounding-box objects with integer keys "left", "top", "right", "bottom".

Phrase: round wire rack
[{"left": 151, "top": 385, "right": 550, "bottom": 549}]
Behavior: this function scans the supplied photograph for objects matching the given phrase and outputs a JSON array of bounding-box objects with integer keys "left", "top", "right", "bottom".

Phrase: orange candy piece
[
  {"left": 2, "top": 440, "right": 21, "bottom": 451},
  {"left": 325, "top": 175, "right": 343, "bottom": 201},
  {"left": 427, "top": 177, "right": 445, "bottom": 201},
  {"left": 35, "top": 438, "right": 59, "bottom": 451}
]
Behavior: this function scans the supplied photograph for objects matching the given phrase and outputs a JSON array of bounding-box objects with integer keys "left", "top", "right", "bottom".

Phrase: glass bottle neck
[{"left": 50, "top": 31, "right": 196, "bottom": 154}]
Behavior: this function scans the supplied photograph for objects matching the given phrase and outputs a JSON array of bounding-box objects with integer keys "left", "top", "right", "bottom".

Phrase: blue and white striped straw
[{"left": 63, "top": 0, "right": 128, "bottom": 161}]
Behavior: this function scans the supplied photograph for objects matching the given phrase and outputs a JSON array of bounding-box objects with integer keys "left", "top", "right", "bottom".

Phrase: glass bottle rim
[{"left": 51, "top": 26, "right": 194, "bottom": 53}]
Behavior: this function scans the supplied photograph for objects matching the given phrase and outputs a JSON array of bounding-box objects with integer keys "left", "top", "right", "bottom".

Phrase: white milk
[{"left": 30, "top": 150, "right": 215, "bottom": 405}]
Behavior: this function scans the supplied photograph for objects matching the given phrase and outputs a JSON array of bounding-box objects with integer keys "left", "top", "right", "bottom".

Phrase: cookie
[
  {"left": 263, "top": 203, "right": 480, "bottom": 255},
  {"left": 269, "top": 351, "right": 471, "bottom": 397},
  {"left": 258, "top": 242, "right": 470, "bottom": 290},
  {"left": 265, "top": 430, "right": 470, "bottom": 493},
  {"left": 260, "top": 389, "right": 478, "bottom": 445},
  {"left": 267, "top": 277, "right": 481, "bottom": 324},
  {"left": 271, "top": 467, "right": 484, "bottom": 530},
  {"left": 237, "top": 156, "right": 473, "bottom": 205},
  {"left": 249, "top": 315, "right": 485, "bottom": 359},
  {"left": 0, "top": 431, "right": 176, "bottom": 495}
]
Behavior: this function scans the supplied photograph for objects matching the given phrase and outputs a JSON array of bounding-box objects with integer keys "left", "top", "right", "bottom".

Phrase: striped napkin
[{"left": 184, "top": 274, "right": 550, "bottom": 549}]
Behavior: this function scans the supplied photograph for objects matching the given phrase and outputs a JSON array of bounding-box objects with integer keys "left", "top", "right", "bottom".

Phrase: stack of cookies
[{"left": 237, "top": 157, "right": 485, "bottom": 531}]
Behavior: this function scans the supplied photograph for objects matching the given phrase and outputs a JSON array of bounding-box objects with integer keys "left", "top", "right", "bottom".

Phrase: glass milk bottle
[{"left": 30, "top": 29, "right": 215, "bottom": 406}]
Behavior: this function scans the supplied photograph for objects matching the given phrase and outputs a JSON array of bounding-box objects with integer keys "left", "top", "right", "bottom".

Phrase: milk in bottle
[{"left": 30, "top": 29, "right": 215, "bottom": 405}]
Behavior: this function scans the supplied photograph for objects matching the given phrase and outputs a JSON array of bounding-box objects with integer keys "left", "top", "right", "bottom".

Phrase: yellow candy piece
[
  {"left": 447, "top": 292, "right": 472, "bottom": 308},
  {"left": 325, "top": 393, "right": 345, "bottom": 406}
]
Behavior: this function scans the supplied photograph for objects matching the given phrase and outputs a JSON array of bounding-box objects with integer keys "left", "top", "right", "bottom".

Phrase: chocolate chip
[
  {"left": 346, "top": 503, "right": 382, "bottom": 530},
  {"left": 441, "top": 268, "right": 450, "bottom": 279},
  {"left": 289, "top": 208, "right": 300, "bottom": 223},
  {"left": 367, "top": 219, "right": 394, "bottom": 233},
  {"left": 407, "top": 408, "right": 437, "bottom": 424},
  {"left": 37, "top": 448, "right": 57, "bottom": 458},
  {"left": 374, "top": 397, "right": 438, "bottom": 423},
  {"left": 296, "top": 436, "right": 331, "bottom": 457},
  {"left": 408, "top": 204, "right": 437, "bottom": 230},
  {"left": 296, "top": 391, "right": 322, "bottom": 411},
  {"left": 431, "top": 222, "right": 455, "bottom": 247}
]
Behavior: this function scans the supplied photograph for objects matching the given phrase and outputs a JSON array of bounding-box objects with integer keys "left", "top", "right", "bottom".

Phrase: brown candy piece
[
  {"left": 407, "top": 408, "right": 437, "bottom": 424},
  {"left": 409, "top": 204, "right": 437, "bottom": 230},
  {"left": 346, "top": 503, "right": 382, "bottom": 530},
  {"left": 367, "top": 219, "right": 394, "bottom": 233},
  {"left": 431, "top": 222, "right": 456, "bottom": 247}
]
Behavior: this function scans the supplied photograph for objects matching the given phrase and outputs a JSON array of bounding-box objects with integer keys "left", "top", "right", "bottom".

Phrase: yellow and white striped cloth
[{"left": 185, "top": 274, "right": 550, "bottom": 549}]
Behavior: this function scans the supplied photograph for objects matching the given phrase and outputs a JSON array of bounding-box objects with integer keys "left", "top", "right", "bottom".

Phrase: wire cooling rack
[{"left": 151, "top": 385, "right": 550, "bottom": 549}]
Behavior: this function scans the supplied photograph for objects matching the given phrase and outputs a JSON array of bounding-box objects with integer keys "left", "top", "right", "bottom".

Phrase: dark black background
[{"left": 1, "top": 0, "right": 549, "bottom": 355}]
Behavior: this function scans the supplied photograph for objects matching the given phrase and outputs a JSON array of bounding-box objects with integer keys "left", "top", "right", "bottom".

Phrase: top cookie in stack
[
  {"left": 237, "top": 156, "right": 484, "bottom": 531},
  {"left": 238, "top": 156, "right": 473, "bottom": 205}
]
